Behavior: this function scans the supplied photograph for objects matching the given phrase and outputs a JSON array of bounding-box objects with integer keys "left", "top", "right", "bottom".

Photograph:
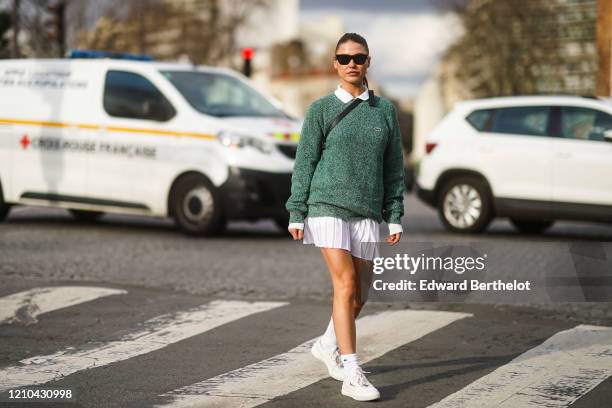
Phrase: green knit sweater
[{"left": 285, "top": 92, "right": 405, "bottom": 225}]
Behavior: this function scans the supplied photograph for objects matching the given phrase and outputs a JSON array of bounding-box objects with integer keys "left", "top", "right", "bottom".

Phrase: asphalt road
[
  {"left": 2, "top": 193, "right": 612, "bottom": 302},
  {"left": 1, "top": 192, "right": 611, "bottom": 407}
]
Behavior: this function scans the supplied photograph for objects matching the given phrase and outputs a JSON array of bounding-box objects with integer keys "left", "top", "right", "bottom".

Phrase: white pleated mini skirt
[{"left": 303, "top": 216, "right": 380, "bottom": 261}]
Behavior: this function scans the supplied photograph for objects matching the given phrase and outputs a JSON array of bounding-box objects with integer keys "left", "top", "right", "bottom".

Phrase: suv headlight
[{"left": 217, "top": 131, "right": 273, "bottom": 154}]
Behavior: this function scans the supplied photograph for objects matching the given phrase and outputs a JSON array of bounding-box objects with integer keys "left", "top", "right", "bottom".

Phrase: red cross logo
[{"left": 20, "top": 134, "right": 30, "bottom": 149}]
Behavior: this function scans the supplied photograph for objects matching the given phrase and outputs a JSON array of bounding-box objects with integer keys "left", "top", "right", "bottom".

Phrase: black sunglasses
[{"left": 335, "top": 53, "right": 369, "bottom": 65}]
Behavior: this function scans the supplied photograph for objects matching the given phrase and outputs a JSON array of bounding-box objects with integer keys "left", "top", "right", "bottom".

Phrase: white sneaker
[
  {"left": 311, "top": 338, "right": 344, "bottom": 381},
  {"left": 341, "top": 367, "right": 381, "bottom": 401}
]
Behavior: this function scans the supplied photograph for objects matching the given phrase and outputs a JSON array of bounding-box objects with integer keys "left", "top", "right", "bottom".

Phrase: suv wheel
[
  {"left": 70, "top": 209, "right": 104, "bottom": 222},
  {"left": 171, "top": 174, "right": 226, "bottom": 236},
  {"left": 438, "top": 176, "right": 492, "bottom": 233},
  {"left": 510, "top": 218, "right": 554, "bottom": 234}
]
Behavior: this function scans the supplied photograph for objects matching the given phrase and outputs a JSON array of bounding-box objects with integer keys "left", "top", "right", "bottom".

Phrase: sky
[{"left": 299, "top": 0, "right": 463, "bottom": 100}]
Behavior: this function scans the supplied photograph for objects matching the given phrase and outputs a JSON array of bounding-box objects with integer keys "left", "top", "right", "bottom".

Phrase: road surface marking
[
  {"left": 0, "top": 300, "right": 287, "bottom": 392},
  {"left": 0, "top": 286, "right": 127, "bottom": 325},
  {"left": 427, "top": 324, "right": 612, "bottom": 408},
  {"left": 155, "top": 309, "right": 472, "bottom": 408}
]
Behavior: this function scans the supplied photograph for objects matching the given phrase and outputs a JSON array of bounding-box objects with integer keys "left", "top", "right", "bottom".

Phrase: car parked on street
[{"left": 416, "top": 95, "right": 612, "bottom": 233}]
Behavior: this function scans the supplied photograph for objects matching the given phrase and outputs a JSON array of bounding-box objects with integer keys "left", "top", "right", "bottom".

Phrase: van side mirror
[{"left": 604, "top": 130, "right": 612, "bottom": 143}]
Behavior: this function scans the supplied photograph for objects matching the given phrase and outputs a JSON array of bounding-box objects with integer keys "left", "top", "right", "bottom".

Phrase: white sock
[
  {"left": 320, "top": 317, "right": 337, "bottom": 349},
  {"left": 341, "top": 353, "right": 359, "bottom": 376}
]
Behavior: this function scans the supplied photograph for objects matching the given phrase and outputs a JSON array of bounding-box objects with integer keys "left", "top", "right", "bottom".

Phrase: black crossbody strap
[{"left": 322, "top": 98, "right": 364, "bottom": 150}]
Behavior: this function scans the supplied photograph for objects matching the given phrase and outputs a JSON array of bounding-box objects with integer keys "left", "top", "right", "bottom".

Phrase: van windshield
[{"left": 160, "top": 70, "right": 288, "bottom": 118}]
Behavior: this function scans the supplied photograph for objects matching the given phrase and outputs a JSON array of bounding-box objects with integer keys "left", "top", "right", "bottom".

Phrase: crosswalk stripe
[
  {"left": 0, "top": 286, "right": 127, "bottom": 325},
  {"left": 427, "top": 324, "right": 612, "bottom": 408},
  {"left": 0, "top": 300, "right": 287, "bottom": 392},
  {"left": 155, "top": 309, "right": 473, "bottom": 408}
]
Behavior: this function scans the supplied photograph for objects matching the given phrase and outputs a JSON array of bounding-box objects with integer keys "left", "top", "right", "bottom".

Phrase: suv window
[
  {"left": 560, "top": 107, "right": 612, "bottom": 142},
  {"left": 490, "top": 106, "right": 551, "bottom": 137},
  {"left": 466, "top": 109, "right": 494, "bottom": 131},
  {"left": 104, "top": 70, "right": 176, "bottom": 121}
]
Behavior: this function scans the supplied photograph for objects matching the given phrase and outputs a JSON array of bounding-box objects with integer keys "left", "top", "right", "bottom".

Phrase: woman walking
[{"left": 285, "top": 33, "right": 405, "bottom": 401}]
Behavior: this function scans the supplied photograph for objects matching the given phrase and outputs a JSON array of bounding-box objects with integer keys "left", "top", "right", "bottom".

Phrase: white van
[{"left": 0, "top": 52, "right": 300, "bottom": 235}]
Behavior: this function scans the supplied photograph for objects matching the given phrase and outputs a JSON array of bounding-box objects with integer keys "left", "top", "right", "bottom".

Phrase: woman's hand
[
  {"left": 385, "top": 232, "right": 401, "bottom": 245},
  {"left": 288, "top": 227, "right": 304, "bottom": 240}
]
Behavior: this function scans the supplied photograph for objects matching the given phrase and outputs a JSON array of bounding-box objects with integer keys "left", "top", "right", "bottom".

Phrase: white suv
[{"left": 416, "top": 95, "right": 612, "bottom": 233}]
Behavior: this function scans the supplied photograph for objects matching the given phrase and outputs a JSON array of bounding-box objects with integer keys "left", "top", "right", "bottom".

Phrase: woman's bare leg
[
  {"left": 320, "top": 247, "right": 358, "bottom": 354},
  {"left": 352, "top": 256, "right": 374, "bottom": 318},
  {"left": 319, "top": 249, "right": 380, "bottom": 400}
]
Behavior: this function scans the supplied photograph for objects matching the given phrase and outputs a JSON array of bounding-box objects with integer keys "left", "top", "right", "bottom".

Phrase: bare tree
[
  {"left": 0, "top": 7, "right": 11, "bottom": 58},
  {"left": 10, "top": 0, "right": 19, "bottom": 57},
  {"left": 74, "top": 0, "right": 273, "bottom": 66},
  {"left": 8, "top": 0, "right": 63, "bottom": 57},
  {"left": 185, "top": 0, "right": 272, "bottom": 66},
  {"left": 596, "top": 0, "right": 611, "bottom": 95},
  {"left": 2, "top": 0, "right": 132, "bottom": 58},
  {"left": 437, "top": 0, "right": 596, "bottom": 96}
]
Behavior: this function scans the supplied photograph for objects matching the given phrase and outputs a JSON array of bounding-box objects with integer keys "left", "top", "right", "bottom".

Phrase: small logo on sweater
[{"left": 373, "top": 127, "right": 382, "bottom": 132}]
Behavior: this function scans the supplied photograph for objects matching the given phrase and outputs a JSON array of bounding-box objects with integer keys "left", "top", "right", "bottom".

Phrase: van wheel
[
  {"left": 0, "top": 181, "right": 10, "bottom": 222},
  {"left": 70, "top": 209, "right": 104, "bottom": 222},
  {"left": 273, "top": 213, "right": 290, "bottom": 232},
  {"left": 510, "top": 218, "right": 554, "bottom": 234},
  {"left": 171, "top": 174, "right": 226, "bottom": 236},
  {"left": 0, "top": 204, "right": 9, "bottom": 222},
  {"left": 438, "top": 176, "right": 492, "bottom": 233}
]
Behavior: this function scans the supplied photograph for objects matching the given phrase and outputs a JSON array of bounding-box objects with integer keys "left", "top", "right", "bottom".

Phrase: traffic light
[
  {"left": 241, "top": 47, "right": 254, "bottom": 77},
  {"left": 45, "top": 1, "right": 66, "bottom": 56}
]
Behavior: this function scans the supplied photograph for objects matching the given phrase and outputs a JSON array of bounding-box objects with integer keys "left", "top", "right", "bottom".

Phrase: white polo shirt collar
[{"left": 334, "top": 84, "right": 369, "bottom": 103}]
